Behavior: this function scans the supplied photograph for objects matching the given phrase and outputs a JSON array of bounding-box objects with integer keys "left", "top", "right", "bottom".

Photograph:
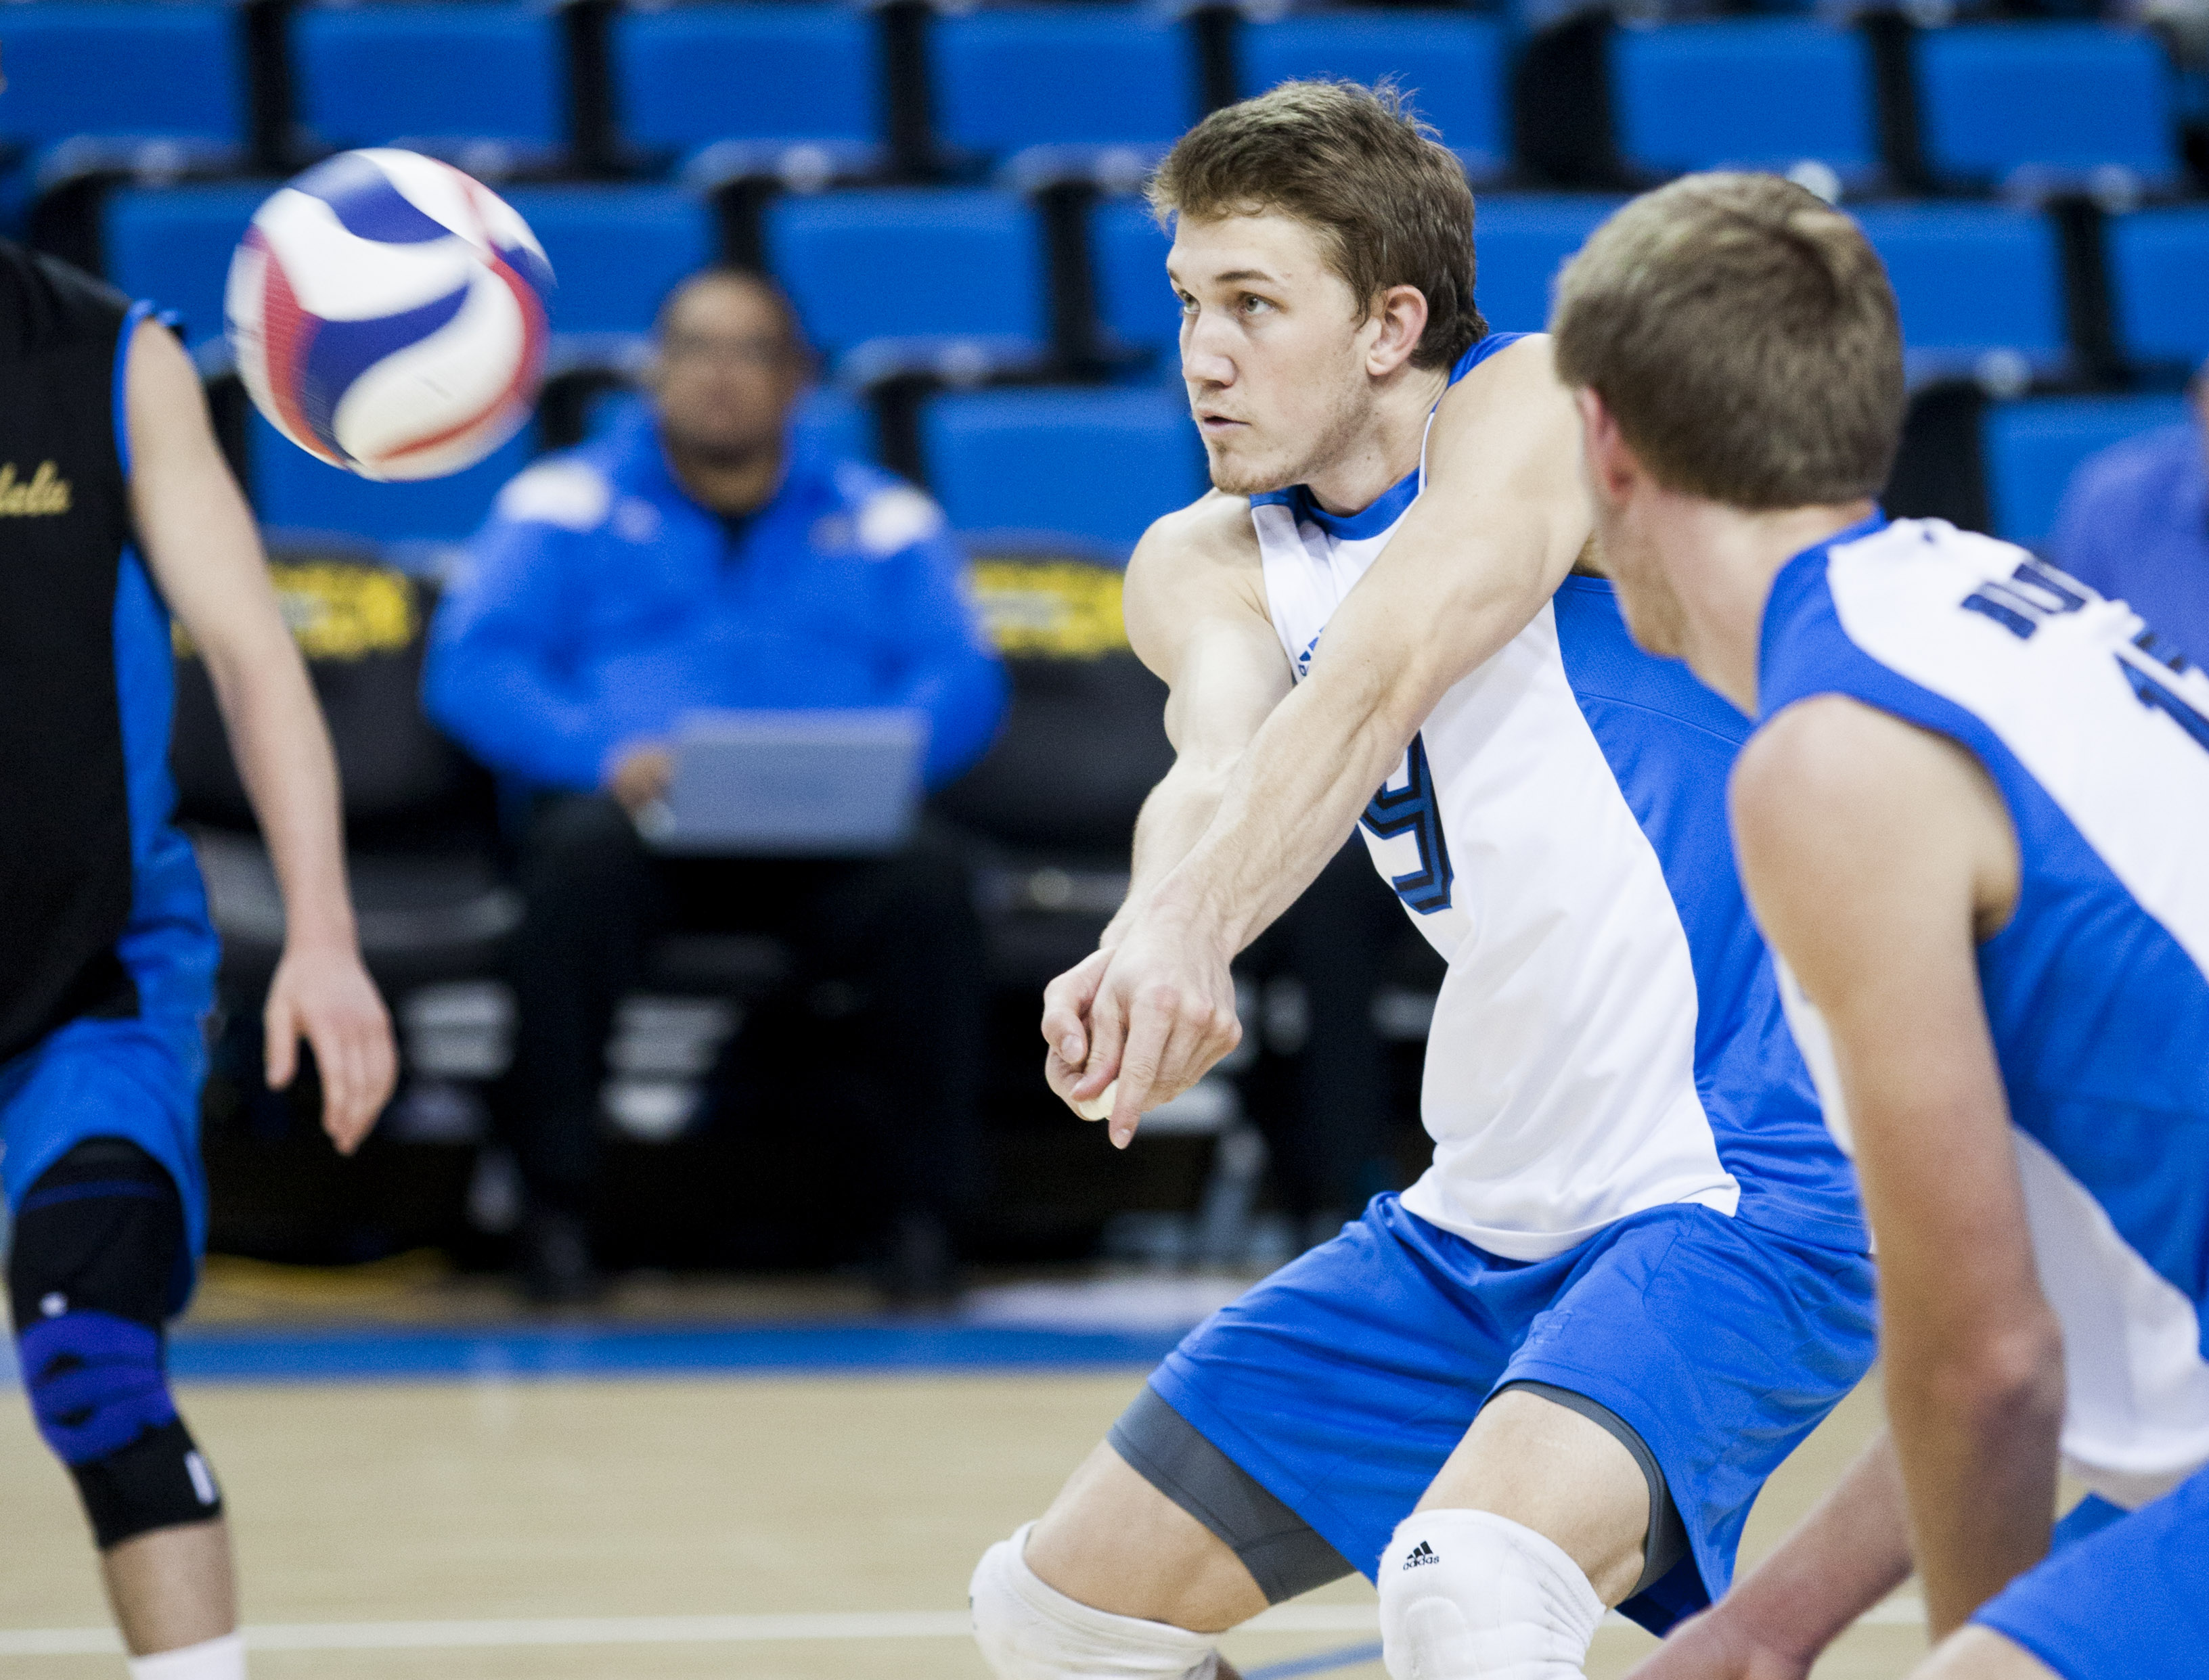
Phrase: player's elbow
[{"left": 1918, "top": 1313, "right": 2066, "bottom": 1438}]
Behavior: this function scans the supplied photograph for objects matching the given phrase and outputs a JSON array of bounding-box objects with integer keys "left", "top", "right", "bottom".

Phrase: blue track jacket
[{"left": 425, "top": 407, "right": 1008, "bottom": 793}]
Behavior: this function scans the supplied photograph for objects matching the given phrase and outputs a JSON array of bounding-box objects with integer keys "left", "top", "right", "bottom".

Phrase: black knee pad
[{"left": 8, "top": 1138, "right": 224, "bottom": 1549}]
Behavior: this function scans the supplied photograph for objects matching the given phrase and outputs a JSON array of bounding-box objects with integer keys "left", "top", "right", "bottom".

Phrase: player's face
[
  {"left": 1169, "top": 214, "right": 1375, "bottom": 497},
  {"left": 1575, "top": 388, "right": 1691, "bottom": 660},
  {"left": 648, "top": 276, "right": 807, "bottom": 463}
]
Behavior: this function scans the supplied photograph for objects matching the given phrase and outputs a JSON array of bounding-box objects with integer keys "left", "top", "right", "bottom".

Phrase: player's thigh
[
  {"left": 1415, "top": 1386, "right": 1651, "bottom": 1605},
  {"left": 1025, "top": 1440, "right": 1270, "bottom": 1633},
  {"left": 1914, "top": 1627, "right": 2061, "bottom": 1680}
]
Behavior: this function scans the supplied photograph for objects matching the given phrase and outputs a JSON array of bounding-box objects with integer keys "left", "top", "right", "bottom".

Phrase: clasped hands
[{"left": 1039, "top": 903, "right": 1244, "bottom": 1148}]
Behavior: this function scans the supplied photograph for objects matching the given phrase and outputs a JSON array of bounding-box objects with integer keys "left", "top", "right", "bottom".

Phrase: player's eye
[
  {"left": 1239, "top": 294, "right": 1273, "bottom": 315},
  {"left": 1176, "top": 292, "right": 1199, "bottom": 317}
]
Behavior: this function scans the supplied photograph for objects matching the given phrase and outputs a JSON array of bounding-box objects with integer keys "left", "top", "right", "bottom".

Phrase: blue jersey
[
  {"left": 1254, "top": 334, "right": 1863, "bottom": 1259},
  {"left": 1761, "top": 513, "right": 2209, "bottom": 1509}
]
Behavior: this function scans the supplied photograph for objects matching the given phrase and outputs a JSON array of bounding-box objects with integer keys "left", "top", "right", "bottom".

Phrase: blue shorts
[
  {"left": 1148, "top": 1193, "right": 1877, "bottom": 1635},
  {"left": 1973, "top": 1466, "right": 2209, "bottom": 1679},
  {"left": 0, "top": 1012, "right": 210, "bottom": 1317}
]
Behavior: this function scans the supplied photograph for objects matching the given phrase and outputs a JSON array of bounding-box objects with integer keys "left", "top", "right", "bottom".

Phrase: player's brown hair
[
  {"left": 1148, "top": 78, "right": 1485, "bottom": 369},
  {"left": 1550, "top": 173, "right": 1906, "bottom": 509}
]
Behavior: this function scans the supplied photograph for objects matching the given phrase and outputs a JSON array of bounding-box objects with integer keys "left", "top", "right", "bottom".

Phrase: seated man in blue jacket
[
  {"left": 426, "top": 268, "right": 1008, "bottom": 1304},
  {"left": 2047, "top": 370, "right": 2209, "bottom": 663}
]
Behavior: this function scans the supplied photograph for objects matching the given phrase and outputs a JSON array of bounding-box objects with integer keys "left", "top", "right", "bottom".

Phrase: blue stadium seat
[
  {"left": 292, "top": 2, "right": 568, "bottom": 164},
  {"left": 0, "top": 3, "right": 246, "bottom": 156},
  {"left": 1471, "top": 197, "right": 1626, "bottom": 336},
  {"left": 922, "top": 388, "right": 1205, "bottom": 550},
  {"left": 1915, "top": 25, "right": 2180, "bottom": 192},
  {"left": 497, "top": 188, "right": 715, "bottom": 336},
  {"left": 1982, "top": 394, "right": 2193, "bottom": 547},
  {"left": 103, "top": 184, "right": 271, "bottom": 350},
  {"left": 610, "top": 5, "right": 881, "bottom": 171},
  {"left": 1090, "top": 198, "right": 1178, "bottom": 362},
  {"left": 767, "top": 190, "right": 1048, "bottom": 370},
  {"left": 250, "top": 412, "right": 539, "bottom": 548},
  {"left": 1851, "top": 205, "right": 2066, "bottom": 381},
  {"left": 1611, "top": 22, "right": 1877, "bottom": 184},
  {"left": 931, "top": 9, "right": 1197, "bottom": 177},
  {"left": 2107, "top": 208, "right": 2209, "bottom": 371},
  {"left": 1238, "top": 15, "right": 1508, "bottom": 180}
]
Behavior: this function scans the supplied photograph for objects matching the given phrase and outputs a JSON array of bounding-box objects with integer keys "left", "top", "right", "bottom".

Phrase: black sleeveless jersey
[{"left": 0, "top": 241, "right": 149, "bottom": 1063}]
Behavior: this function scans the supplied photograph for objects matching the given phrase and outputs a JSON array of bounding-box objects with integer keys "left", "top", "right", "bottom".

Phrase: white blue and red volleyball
[{"left": 225, "top": 149, "right": 554, "bottom": 482}]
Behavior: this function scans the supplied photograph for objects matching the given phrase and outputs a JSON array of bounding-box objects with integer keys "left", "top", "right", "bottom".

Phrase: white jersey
[
  {"left": 1762, "top": 515, "right": 2209, "bottom": 1507},
  {"left": 1247, "top": 338, "right": 1861, "bottom": 1263}
]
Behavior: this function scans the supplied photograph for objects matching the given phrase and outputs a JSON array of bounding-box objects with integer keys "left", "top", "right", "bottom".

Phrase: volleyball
[{"left": 224, "top": 148, "right": 554, "bottom": 482}]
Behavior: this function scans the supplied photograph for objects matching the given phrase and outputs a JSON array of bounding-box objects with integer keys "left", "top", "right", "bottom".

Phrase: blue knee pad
[
  {"left": 7, "top": 1139, "right": 222, "bottom": 1548},
  {"left": 19, "top": 1309, "right": 179, "bottom": 1466}
]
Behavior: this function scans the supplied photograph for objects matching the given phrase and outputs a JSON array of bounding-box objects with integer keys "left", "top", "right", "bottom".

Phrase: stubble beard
[{"left": 1199, "top": 378, "right": 1371, "bottom": 500}]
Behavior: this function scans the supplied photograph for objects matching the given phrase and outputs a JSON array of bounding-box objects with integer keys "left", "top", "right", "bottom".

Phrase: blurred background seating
[{"left": 9, "top": 0, "right": 2203, "bottom": 1280}]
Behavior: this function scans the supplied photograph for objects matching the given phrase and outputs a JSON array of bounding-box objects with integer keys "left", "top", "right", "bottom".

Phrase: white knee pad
[
  {"left": 1377, "top": 1509, "right": 1603, "bottom": 1680},
  {"left": 127, "top": 1632, "right": 245, "bottom": 1680},
  {"left": 970, "top": 1522, "right": 1220, "bottom": 1680}
]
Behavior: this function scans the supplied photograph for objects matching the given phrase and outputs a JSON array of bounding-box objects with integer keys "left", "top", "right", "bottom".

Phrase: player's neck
[
  {"left": 1667, "top": 497, "right": 1876, "bottom": 715},
  {"left": 1303, "top": 364, "right": 1453, "bottom": 517}
]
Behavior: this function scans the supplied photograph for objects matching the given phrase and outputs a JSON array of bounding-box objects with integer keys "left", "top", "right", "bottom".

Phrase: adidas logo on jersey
[{"left": 1402, "top": 1540, "right": 1440, "bottom": 1570}]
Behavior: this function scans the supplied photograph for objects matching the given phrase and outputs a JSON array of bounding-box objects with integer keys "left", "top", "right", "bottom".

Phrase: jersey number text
[
  {"left": 1961, "top": 559, "right": 2209, "bottom": 756},
  {"left": 1362, "top": 734, "right": 1454, "bottom": 914}
]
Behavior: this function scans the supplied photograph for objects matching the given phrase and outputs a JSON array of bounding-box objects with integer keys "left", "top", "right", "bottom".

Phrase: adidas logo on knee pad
[{"left": 1401, "top": 1540, "right": 1440, "bottom": 1570}]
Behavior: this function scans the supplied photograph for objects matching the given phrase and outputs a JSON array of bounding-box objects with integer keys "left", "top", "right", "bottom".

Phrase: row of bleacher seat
[
  {"left": 225, "top": 373, "right": 2209, "bottom": 608},
  {"left": 240, "top": 381, "right": 1210, "bottom": 554},
  {"left": 123, "top": 175, "right": 2197, "bottom": 555},
  {"left": 0, "top": 4, "right": 2189, "bottom": 203},
  {"left": 104, "top": 180, "right": 2209, "bottom": 382}
]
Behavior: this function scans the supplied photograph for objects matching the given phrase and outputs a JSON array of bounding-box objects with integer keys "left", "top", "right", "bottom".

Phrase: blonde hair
[{"left": 1550, "top": 172, "right": 1905, "bottom": 508}]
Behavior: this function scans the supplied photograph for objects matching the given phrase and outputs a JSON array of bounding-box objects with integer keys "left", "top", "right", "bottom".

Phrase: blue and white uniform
[
  {"left": 1146, "top": 336, "right": 1876, "bottom": 1633},
  {"left": 1760, "top": 514, "right": 2209, "bottom": 1679}
]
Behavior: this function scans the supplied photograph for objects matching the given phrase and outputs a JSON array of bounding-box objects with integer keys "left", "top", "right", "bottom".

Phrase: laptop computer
[{"left": 638, "top": 708, "right": 928, "bottom": 856}]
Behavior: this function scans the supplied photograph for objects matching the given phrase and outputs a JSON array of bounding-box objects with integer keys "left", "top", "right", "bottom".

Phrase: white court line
[{"left": 0, "top": 1599, "right": 1926, "bottom": 1658}]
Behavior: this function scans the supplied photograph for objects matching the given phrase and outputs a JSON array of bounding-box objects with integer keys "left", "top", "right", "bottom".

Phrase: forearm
[
  {"left": 1885, "top": 1340, "right": 2063, "bottom": 1635},
  {"left": 1102, "top": 760, "right": 1234, "bottom": 947},
  {"left": 1717, "top": 1431, "right": 1915, "bottom": 1661},
  {"left": 202, "top": 636, "right": 355, "bottom": 951},
  {"left": 1151, "top": 660, "right": 1406, "bottom": 955}
]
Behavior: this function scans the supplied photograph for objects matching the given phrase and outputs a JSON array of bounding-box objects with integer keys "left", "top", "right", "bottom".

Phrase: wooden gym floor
[{"left": 0, "top": 1286, "right": 1930, "bottom": 1680}]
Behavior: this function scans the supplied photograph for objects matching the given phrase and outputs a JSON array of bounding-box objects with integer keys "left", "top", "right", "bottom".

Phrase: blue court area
[{"left": 148, "top": 1321, "right": 1190, "bottom": 1383}]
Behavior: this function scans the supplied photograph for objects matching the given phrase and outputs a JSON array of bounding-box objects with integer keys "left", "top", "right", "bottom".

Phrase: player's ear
[
  {"left": 1366, "top": 283, "right": 1430, "bottom": 378},
  {"left": 1575, "top": 387, "right": 1638, "bottom": 504}
]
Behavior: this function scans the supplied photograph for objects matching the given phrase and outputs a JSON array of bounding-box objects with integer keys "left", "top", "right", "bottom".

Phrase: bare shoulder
[
  {"left": 1734, "top": 694, "right": 1973, "bottom": 832},
  {"left": 1733, "top": 694, "right": 2017, "bottom": 934},
  {"left": 1423, "top": 335, "right": 1581, "bottom": 514},
  {"left": 1125, "top": 491, "right": 1263, "bottom": 620},
  {"left": 1130, "top": 489, "right": 1259, "bottom": 578},
  {"left": 125, "top": 315, "right": 210, "bottom": 428},
  {"left": 1433, "top": 333, "right": 1574, "bottom": 433}
]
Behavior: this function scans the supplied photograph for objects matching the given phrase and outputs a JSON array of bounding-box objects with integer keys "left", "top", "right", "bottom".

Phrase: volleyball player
[
  {"left": 968, "top": 85, "right": 1875, "bottom": 1680},
  {"left": 1, "top": 231, "right": 394, "bottom": 1678},
  {"left": 1559, "top": 172, "right": 2209, "bottom": 1680}
]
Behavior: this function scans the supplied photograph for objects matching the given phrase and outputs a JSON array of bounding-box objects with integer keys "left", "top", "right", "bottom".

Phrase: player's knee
[
  {"left": 1912, "top": 1626, "right": 2055, "bottom": 1680},
  {"left": 9, "top": 1141, "right": 225, "bottom": 1550},
  {"left": 970, "top": 1523, "right": 1221, "bottom": 1680},
  {"left": 1377, "top": 1509, "right": 1604, "bottom": 1680}
]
